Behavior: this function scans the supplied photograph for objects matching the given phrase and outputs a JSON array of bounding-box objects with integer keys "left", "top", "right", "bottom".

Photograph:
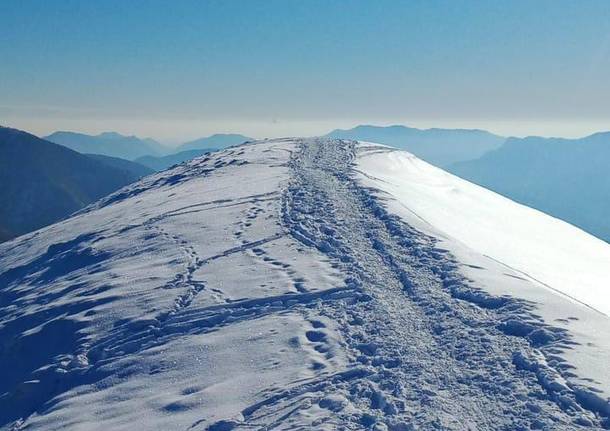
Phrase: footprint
[
  {"left": 305, "top": 330, "right": 327, "bottom": 342},
  {"left": 310, "top": 320, "right": 326, "bottom": 329}
]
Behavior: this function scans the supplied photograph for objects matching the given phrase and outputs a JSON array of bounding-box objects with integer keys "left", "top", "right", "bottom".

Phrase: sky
[{"left": 1, "top": 0, "right": 610, "bottom": 143}]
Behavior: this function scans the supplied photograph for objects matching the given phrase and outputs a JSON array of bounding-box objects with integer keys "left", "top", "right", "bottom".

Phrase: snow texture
[
  {"left": 0, "top": 138, "right": 609, "bottom": 430},
  {"left": 356, "top": 142, "right": 610, "bottom": 402}
]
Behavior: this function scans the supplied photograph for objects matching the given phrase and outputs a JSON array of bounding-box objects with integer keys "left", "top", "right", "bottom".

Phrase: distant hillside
[
  {"left": 326, "top": 125, "right": 505, "bottom": 167},
  {"left": 449, "top": 132, "right": 610, "bottom": 242},
  {"left": 0, "top": 227, "right": 12, "bottom": 243},
  {"left": 135, "top": 148, "right": 218, "bottom": 171},
  {"left": 45, "top": 131, "right": 169, "bottom": 160},
  {"left": 177, "top": 134, "right": 251, "bottom": 152},
  {"left": 0, "top": 127, "right": 145, "bottom": 242},
  {"left": 87, "top": 154, "right": 154, "bottom": 177}
]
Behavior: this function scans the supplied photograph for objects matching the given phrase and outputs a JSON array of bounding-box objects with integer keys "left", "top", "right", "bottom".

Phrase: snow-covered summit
[{"left": 1, "top": 138, "right": 609, "bottom": 430}]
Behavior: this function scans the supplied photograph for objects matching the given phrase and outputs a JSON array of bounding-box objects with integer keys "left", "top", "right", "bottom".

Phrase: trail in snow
[{"left": 255, "top": 138, "right": 606, "bottom": 430}]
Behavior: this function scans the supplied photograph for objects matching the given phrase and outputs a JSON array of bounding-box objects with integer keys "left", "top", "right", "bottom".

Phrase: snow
[
  {"left": 356, "top": 142, "right": 610, "bottom": 404},
  {"left": 0, "top": 141, "right": 346, "bottom": 429},
  {"left": 1, "top": 138, "right": 609, "bottom": 430},
  {"left": 356, "top": 143, "right": 610, "bottom": 317}
]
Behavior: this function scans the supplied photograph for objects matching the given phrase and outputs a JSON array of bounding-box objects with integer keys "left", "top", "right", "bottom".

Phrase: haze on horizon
[{"left": 2, "top": 0, "right": 610, "bottom": 143}]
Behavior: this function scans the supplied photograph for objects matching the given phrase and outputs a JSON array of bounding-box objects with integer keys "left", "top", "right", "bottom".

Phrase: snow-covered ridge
[
  {"left": 1, "top": 138, "right": 609, "bottom": 430},
  {"left": 356, "top": 142, "right": 610, "bottom": 404},
  {"left": 356, "top": 143, "right": 610, "bottom": 317}
]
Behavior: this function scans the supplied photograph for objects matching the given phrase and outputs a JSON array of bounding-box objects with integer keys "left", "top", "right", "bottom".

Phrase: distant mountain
[
  {"left": 0, "top": 227, "right": 11, "bottom": 243},
  {"left": 0, "top": 126, "right": 145, "bottom": 242},
  {"left": 87, "top": 154, "right": 154, "bottom": 177},
  {"left": 135, "top": 148, "right": 218, "bottom": 171},
  {"left": 326, "top": 125, "right": 505, "bottom": 167},
  {"left": 45, "top": 131, "right": 170, "bottom": 160},
  {"left": 177, "top": 134, "right": 251, "bottom": 152},
  {"left": 448, "top": 132, "right": 610, "bottom": 242}
]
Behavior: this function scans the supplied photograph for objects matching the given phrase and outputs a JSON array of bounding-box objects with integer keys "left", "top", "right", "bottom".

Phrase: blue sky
[{"left": 1, "top": 0, "right": 610, "bottom": 142}]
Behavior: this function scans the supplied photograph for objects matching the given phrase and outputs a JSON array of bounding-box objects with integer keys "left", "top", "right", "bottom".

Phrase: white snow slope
[{"left": 0, "top": 138, "right": 609, "bottom": 430}]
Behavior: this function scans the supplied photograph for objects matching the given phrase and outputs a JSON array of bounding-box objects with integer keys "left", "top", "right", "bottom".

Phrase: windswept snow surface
[
  {"left": 356, "top": 143, "right": 610, "bottom": 317},
  {"left": 1, "top": 138, "right": 609, "bottom": 430},
  {"left": 356, "top": 143, "right": 610, "bottom": 392}
]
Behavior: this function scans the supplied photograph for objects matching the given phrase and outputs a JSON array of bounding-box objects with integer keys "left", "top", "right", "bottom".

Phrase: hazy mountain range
[
  {"left": 0, "top": 127, "right": 149, "bottom": 242},
  {"left": 45, "top": 131, "right": 252, "bottom": 166},
  {"left": 326, "top": 124, "right": 505, "bottom": 167},
  {"left": 3, "top": 124, "right": 610, "bottom": 245},
  {"left": 449, "top": 133, "right": 610, "bottom": 242},
  {"left": 45, "top": 131, "right": 168, "bottom": 160}
]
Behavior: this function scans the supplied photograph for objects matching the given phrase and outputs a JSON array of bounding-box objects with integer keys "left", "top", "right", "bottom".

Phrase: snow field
[{"left": 1, "top": 138, "right": 609, "bottom": 429}]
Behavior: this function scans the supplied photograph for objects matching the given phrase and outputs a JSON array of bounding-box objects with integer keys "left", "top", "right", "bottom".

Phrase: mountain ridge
[
  {"left": 1, "top": 138, "right": 608, "bottom": 429},
  {"left": 0, "top": 126, "right": 147, "bottom": 242},
  {"left": 45, "top": 131, "right": 170, "bottom": 160},
  {"left": 448, "top": 133, "right": 610, "bottom": 243},
  {"left": 86, "top": 153, "right": 154, "bottom": 177},
  {"left": 325, "top": 124, "right": 505, "bottom": 166}
]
